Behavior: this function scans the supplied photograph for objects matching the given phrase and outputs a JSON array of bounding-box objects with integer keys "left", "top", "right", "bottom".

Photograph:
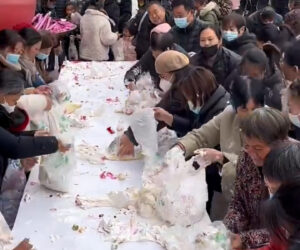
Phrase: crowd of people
[{"left": 1, "top": 0, "right": 300, "bottom": 249}]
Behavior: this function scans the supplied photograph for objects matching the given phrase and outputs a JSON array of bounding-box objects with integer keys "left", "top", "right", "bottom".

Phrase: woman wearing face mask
[
  {"left": 124, "top": 23, "right": 186, "bottom": 90},
  {"left": 0, "top": 29, "right": 24, "bottom": 71},
  {"left": 224, "top": 108, "right": 290, "bottom": 250},
  {"left": 154, "top": 51, "right": 230, "bottom": 137},
  {"left": 18, "top": 28, "right": 47, "bottom": 89},
  {"left": 0, "top": 70, "right": 29, "bottom": 134},
  {"left": 191, "top": 24, "right": 241, "bottom": 87},
  {"left": 222, "top": 13, "right": 258, "bottom": 56},
  {"left": 36, "top": 31, "right": 55, "bottom": 84},
  {"left": 171, "top": 76, "right": 265, "bottom": 212}
]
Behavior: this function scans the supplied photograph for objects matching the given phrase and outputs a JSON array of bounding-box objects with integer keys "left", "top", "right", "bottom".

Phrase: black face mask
[{"left": 201, "top": 44, "right": 219, "bottom": 58}]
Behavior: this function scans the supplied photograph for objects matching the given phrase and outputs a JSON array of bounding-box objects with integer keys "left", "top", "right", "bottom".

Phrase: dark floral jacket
[{"left": 224, "top": 151, "right": 270, "bottom": 249}]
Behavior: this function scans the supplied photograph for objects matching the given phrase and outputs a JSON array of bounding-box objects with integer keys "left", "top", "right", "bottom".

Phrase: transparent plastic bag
[
  {"left": 111, "top": 38, "right": 124, "bottom": 61},
  {"left": 39, "top": 134, "right": 75, "bottom": 192},
  {"left": 48, "top": 80, "right": 71, "bottom": 103},
  {"left": 0, "top": 211, "right": 12, "bottom": 250}
]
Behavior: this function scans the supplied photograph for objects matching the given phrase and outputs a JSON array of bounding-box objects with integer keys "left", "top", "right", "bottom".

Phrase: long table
[{"left": 12, "top": 61, "right": 164, "bottom": 250}]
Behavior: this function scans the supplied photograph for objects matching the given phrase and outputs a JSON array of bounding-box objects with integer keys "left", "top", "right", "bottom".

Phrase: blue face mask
[
  {"left": 6, "top": 54, "right": 20, "bottom": 65},
  {"left": 174, "top": 17, "right": 189, "bottom": 29},
  {"left": 188, "top": 101, "right": 201, "bottom": 114},
  {"left": 223, "top": 31, "right": 238, "bottom": 42},
  {"left": 36, "top": 53, "right": 49, "bottom": 61}
]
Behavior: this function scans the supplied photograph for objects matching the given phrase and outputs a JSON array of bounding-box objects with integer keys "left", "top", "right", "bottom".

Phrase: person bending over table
[{"left": 224, "top": 107, "right": 290, "bottom": 249}]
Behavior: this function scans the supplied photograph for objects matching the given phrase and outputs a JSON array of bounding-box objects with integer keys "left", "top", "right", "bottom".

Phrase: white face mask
[
  {"left": 2, "top": 100, "right": 15, "bottom": 113},
  {"left": 289, "top": 113, "right": 300, "bottom": 127},
  {"left": 188, "top": 100, "right": 201, "bottom": 114},
  {"left": 159, "top": 79, "right": 172, "bottom": 93}
]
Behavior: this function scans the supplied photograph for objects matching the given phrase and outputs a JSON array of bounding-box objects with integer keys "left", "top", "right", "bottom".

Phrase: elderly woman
[{"left": 224, "top": 108, "right": 290, "bottom": 250}]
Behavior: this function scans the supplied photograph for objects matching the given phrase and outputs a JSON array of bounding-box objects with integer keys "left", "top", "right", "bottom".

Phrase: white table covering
[{"left": 12, "top": 61, "right": 164, "bottom": 250}]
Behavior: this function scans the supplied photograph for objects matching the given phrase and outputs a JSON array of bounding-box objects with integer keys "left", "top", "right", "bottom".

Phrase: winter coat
[
  {"left": 178, "top": 105, "right": 243, "bottom": 200},
  {"left": 54, "top": 0, "right": 67, "bottom": 18},
  {"left": 171, "top": 18, "right": 205, "bottom": 53},
  {"left": 0, "top": 106, "right": 29, "bottom": 133},
  {"left": 191, "top": 47, "right": 241, "bottom": 87},
  {"left": 198, "top": 1, "right": 222, "bottom": 26},
  {"left": 223, "top": 32, "right": 258, "bottom": 56},
  {"left": 36, "top": 59, "right": 52, "bottom": 84},
  {"left": 247, "top": 10, "right": 283, "bottom": 36},
  {"left": 263, "top": 68, "right": 284, "bottom": 110},
  {"left": 117, "top": 0, "right": 132, "bottom": 33},
  {"left": 129, "top": 10, "right": 174, "bottom": 59},
  {"left": 224, "top": 151, "right": 270, "bottom": 249},
  {"left": 0, "top": 127, "right": 58, "bottom": 187},
  {"left": 80, "top": 9, "right": 118, "bottom": 61},
  {"left": 124, "top": 43, "right": 186, "bottom": 88},
  {"left": 214, "top": 0, "right": 233, "bottom": 17},
  {"left": 276, "top": 24, "right": 296, "bottom": 51},
  {"left": 104, "top": 0, "right": 120, "bottom": 32},
  {"left": 159, "top": 85, "right": 230, "bottom": 137}
]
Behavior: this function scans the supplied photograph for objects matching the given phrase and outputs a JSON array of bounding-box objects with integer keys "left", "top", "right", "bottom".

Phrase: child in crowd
[
  {"left": 65, "top": 1, "right": 82, "bottom": 26},
  {"left": 122, "top": 24, "right": 137, "bottom": 61}
]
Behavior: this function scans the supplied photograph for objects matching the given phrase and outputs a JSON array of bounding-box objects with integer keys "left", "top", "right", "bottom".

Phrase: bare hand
[
  {"left": 194, "top": 148, "right": 224, "bottom": 164},
  {"left": 13, "top": 239, "right": 33, "bottom": 250},
  {"left": 118, "top": 134, "right": 134, "bottom": 158},
  {"left": 231, "top": 233, "right": 243, "bottom": 250},
  {"left": 45, "top": 96, "right": 52, "bottom": 111},
  {"left": 57, "top": 140, "right": 71, "bottom": 153},
  {"left": 21, "top": 158, "right": 38, "bottom": 172},
  {"left": 153, "top": 107, "right": 173, "bottom": 126},
  {"left": 34, "top": 85, "right": 52, "bottom": 96},
  {"left": 126, "top": 82, "right": 136, "bottom": 91},
  {"left": 34, "top": 130, "right": 50, "bottom": 137}
]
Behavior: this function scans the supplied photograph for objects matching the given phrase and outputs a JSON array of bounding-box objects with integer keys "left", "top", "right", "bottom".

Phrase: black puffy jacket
[
  {"left": 191, "top": 47, "right": 241, "bottom": 88},
  {"left": 104, "top": 0, "right": 120, "bottom": 32},
  {"left": 117, "top": 0, "right": 132, "bottom": 33},
  {"left": 223, "top": 32, "right": 258, "bottom": 56},
  {"left": 171, "top": 19, "right": 206, "bottom": 53},
  {"left": 0, "top": 127, "right": 58, "bottom": 187}
]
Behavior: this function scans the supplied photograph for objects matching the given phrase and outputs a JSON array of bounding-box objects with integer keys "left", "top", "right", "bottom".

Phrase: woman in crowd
[
  {"left": 128, "top": 1, "right": 173, "bottom": 59},
  {"left": 119, "top": 50, "right": 230, "bottom": 157},
  {"left": 154, "top": 51, "right": 230, "bottom": 137},
  {"left": 281, "top": 40, "right": 300, "bottom": 83},
  {"left": 36, "top": 31, "right": 54, "bottom": 84},
  {"left": 224, "top": 108, "right": 290, "bottom": 250},
  {"left": 0, "top": 70, "right": 30, "bottom": 133},
  {"left": 194, "top": 0, "right": 222, "bottom": 26},
  {"left": 172, "top": 76, "right": 265, "bottom": 209},
  {"left": 191, "top": 25, "right": 241, "bottom": 87},
  {"left": 79, "top": 0, "right": 118, "bottom": 61},
  {"left": 221, "top": 13, "right": 258, "bottom": 56},
  {"left": 0, "top": 30, "right": 24, "bottom": 72},
  {"left": 124, "top": 23, "right": 185, "bottom": 89},
  {"left": 18, "top": 28, "right": 46, "bottom": 88},
  {"left": 225, "top": 47, "right": 283, "bottom": 110}
]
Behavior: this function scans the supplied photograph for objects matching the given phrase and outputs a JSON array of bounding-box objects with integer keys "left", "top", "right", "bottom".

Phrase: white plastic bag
[
  {"left": 48, "top": 80, "right": 71, "bottom": 103},
  {"left": 0, "top": 211, "right": 12, "bottom": 250},
  {"left": 130, "top": 108, "right": 158, "bottom": 157},
  {"left": 39, "top": 134, "right": 75, "bottom": 192},
  {"left": 155, "top": 149, "right": 208, "bottom": 226},
  {"left": 111, "top": 38, "right": 124, "bottom": 61}
]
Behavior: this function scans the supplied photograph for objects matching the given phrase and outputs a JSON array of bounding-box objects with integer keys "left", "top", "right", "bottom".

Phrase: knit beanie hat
[
  {"left": 151, "top": 23, "right": 172, "bottom": 35},
  {"left": 155, "top": 50, "right": 189, "bottom": 74}
]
